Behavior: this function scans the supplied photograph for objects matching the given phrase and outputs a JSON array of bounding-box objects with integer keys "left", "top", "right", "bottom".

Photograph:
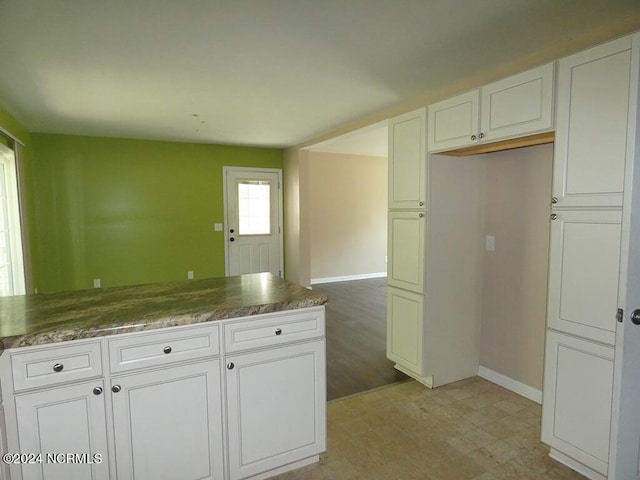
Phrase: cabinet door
[
  {"left": 15, "top": 381, "right": 109, "bottom": 480},
  {"left": 111, "top": 360, "right": 224, "bottom": 480},
  {"left": 387, "top": 210, "right": 425, "bottom": 294},
  {"left": 388, "top": 108, "right": 426, "bottom": 209},
  {"left": 547, "top": 209, "right": 621, "bottom": 345},
  {"left": 386, "top": 286, "right": 424, "bottom": 376},
  {"left": 225, "top": 340, "right": 326, "bottom": 480},
  {"left": 427, "top": 90, "right": 479, "bottom": 152},
  {"left": 542, "top": 330, "right": 614, "bottom": 476},
  {"left": 481, "top": 62, "right": 554, "bottom": 142},
  {"left": 553, "top": 35, "right": 633, "bottom": 207}
]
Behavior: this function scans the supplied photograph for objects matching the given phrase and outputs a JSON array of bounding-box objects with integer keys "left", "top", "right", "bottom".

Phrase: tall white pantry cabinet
[
  {"left": 386, "top": 32, "right": 640, "bottom": 480},
  {"left": 541, "top": 34, "right": 639, "bottom": 480},
  {"left": 386, "top": 109, "right": 484, "bottom": 388}
]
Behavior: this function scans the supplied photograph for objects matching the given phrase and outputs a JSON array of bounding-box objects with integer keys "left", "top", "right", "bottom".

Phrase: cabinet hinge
[{"left": 617, "top": 308, "right": 624, "bottom": 323}]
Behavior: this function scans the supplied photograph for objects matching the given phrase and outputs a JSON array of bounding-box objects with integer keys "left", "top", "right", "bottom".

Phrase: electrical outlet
[
  {"left": 485, "top": 235, "right": 495, "bottom": 252},
  {"left": 214, "top": 223, "right": 223, "bottom": 232},
  {"left": 187, "top": 271, "right": 194, "bottom": 280},
  {"left": 93, "top": 278, "right": 101, "bottom": 288}
]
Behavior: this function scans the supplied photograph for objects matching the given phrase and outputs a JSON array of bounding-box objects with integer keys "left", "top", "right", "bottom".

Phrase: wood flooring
[{"left": 313, "top": 277, "right": 409, "bottom": 400}]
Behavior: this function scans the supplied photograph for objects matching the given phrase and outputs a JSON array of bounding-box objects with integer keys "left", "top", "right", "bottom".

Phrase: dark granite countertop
[{"left": 0, "top": 273, "right": 328, "bottom": 353}]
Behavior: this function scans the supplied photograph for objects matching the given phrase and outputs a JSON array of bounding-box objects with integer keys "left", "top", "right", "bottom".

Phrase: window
[
  {"left": 238, "top": 180, "right": 271, "bottom": 235},
  {"left": 0, "top": 142, "right": 25, "bottom": 296}
]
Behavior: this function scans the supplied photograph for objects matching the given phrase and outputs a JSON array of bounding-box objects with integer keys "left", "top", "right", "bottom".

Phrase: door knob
[{"left": 631, "top": 309, "right": 640, "bottom": 325}]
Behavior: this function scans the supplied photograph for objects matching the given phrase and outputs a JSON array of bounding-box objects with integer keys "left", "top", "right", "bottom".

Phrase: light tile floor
[{"left": 272, "top": 377, "right": 586, "bottom": 480}]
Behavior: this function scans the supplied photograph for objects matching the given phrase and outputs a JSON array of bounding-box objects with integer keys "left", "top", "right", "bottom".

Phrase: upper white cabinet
[
  {"left": 552, "top": 35, "right": 634, "bottom": 208},
  {"left": 428, "top": 63, "right": 555, "bottom": 152},
  {"left": 427, "top": 90, "right": 480, "bottom": 152},
  {"left": 388, "top": 108, "right": 426, "bottom": 209}
]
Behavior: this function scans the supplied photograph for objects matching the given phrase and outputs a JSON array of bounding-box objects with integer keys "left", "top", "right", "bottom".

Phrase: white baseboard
[
  {"left": 310, "top": 272, "right": 387, "bottom": 285},
  {"left": 478, "top": 366, "right": 543, "bottom": 404}
]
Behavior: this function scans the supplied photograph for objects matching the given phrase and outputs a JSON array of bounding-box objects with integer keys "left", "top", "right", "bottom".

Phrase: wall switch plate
[
  {"left": 485, "top": 235, "right": 495, "bottom": 252},
  {"left": 214, "top": 223, "right": 223, "bottom": 231},
  {"left": 93, "top": 278, "right": 101, "bottom": 288},
  {"left": 187, "top": 271, "right": 194, "bottom": 280}
]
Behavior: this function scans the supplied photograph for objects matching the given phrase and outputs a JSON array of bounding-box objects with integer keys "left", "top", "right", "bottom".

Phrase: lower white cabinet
[
  {"left": 111, "top": 360, "right": 224, "bottom": 480},
  {"left": 386, "top": 287, "right": 424, "bottom": 378},
  {"left": 0, "top": 307, "right": 326, "bottom": 480},
  {"left": 14, "top": 381, "right": 109, "bottom": 480},
  {"left": 225, "top": 340, "right": 326, "bottom": 480},
  {"left": 542, "top": 330, "right": 614, "bottom": 477}
]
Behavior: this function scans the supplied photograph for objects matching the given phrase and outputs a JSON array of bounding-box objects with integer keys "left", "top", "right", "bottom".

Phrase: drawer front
[
  {"left": 11, "top": 342, "right": 103, "bottom": 391},
  {"left": 223, "top": 307, "right": 325, "bottom": 353},
  {"left": 108, "top": 324, "right": 220, "bottom": 374}
]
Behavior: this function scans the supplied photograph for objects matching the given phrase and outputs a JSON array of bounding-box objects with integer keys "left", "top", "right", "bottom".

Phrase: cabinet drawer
[
  {"left": 223, "top": 308, "right": 325, "bottom": 353},
  {"left": 108, "top": 324, "right": 220, "bottom": 374},
  {"left": 11, "top": 342, "right": 103, "bottom": 392}
]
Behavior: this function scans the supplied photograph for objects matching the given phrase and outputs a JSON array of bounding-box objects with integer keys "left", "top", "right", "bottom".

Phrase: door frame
[{"left": 222, "top": 166, "right": 284, "bottom": 277}]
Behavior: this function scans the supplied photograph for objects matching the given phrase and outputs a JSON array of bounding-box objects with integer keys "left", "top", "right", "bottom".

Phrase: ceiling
[{"left": 1, "top": 0, "right": 639, "bottom": 150}]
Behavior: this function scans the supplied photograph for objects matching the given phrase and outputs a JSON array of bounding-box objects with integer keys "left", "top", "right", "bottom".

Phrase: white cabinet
[
  {"left": 542, "top": 33, "right": 638, "bottom": 480},
  {"left": 387, "top": 210, "right": 425, "bottom": 294},
  {"left": 546, "top": 210, "right": 622, "bottom": 345},
  {"left": 386, "top": 286, "right": 425, "bottom": 379},
  {"left": 388, "top": 108, "right": 426, "bottom": 209},
  {"left": 225, "top": 340, "right": 326, "bottom": 480},
  {"left": 15, "top": 381, "right": 109, "bottom": 480},
  {"left": 428, "top": 63, "right": 555, "bottom": 152},
  {"left": 552, "top": 35, "right": 634, "bottom": 208},
  {"left": 427, "top": 90, "right": 480, "bottom": 152},
  {"left": 0, "top": 307, "right": 326, "bottom": 480},
  {"left": 111, "top": 361, "right": 224, "bottom": 480},
  {"left": 542, "top": 331, "right": 614, "bottom": 477}
]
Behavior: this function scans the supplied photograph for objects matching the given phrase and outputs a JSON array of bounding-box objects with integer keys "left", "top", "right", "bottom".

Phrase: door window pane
[{"left": 238, "top": 181, "right": 271, "bottom": 235}]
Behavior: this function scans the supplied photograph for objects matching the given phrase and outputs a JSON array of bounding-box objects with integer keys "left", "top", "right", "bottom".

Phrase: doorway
[{"left": 223, "top": 167, "right": 283, "bottom": 277}]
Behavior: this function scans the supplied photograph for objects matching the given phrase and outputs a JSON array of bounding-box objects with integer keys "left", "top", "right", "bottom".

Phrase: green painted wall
[{"left": 32, "top": 134, "right": 283, "bottom": 293}]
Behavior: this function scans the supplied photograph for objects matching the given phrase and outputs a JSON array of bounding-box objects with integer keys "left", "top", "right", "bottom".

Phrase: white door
[{"left": 224, "top": 167, "right": 283, "bottom": 277}]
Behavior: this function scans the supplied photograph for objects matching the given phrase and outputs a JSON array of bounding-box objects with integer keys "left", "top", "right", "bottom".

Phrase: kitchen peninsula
[{"left": 0, "top": 273, "right": 328, "bottom": 480}]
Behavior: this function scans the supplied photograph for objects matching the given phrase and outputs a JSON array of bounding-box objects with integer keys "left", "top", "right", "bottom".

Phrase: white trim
[
  {"left": 222, "top": 166, "right": 284, "bottom": 278},
  {"left": 0, "top": 126, "right": 24, "bottom": 146},
  {"left": 477, "top": 365, "right": 543, "bottom": 404},
  {"left": 310, "top": 272, "right": 387, "bottom": 285},
  {"left": 549, "top": 448, "right": 606, "bottom": 480}
]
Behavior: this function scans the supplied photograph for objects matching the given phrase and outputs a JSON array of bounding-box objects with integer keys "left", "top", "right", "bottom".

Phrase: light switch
[
  {"left": 214, "top": 223, "right": 223, "bottom": 231},
  {"left": 485, "top": 235, "right": 495, "bottom": 252}
]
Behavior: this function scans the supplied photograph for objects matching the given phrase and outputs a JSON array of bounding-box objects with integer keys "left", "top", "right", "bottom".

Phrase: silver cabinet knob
[
  {"left": 112, "top": 385, "right": 122, "bottom": 393},
  {"left": 479, "top": 132, "right": 485, "bottom": 139},
  {"left": 551, "top": 196, "right": 558, "bottom": 204},
  {"left": 93, "top": 387, "right": 103, "bottom": 395},
  {"left": 550, "top": 214, "right": 558, "bottom": 220},
  {"left": 631, "top": 309, "right": 640, "bottom": 325},
  {"left": 471, "top": 134, "right": 477, "bottom": 141},
  {"left": 227, "top": 362, "right": 235, "bottom": 370},
  {"left": 275, "top": 328, "right": 282, "bottom": 336},
  {"left": 52, "top": 363, "right": 64, "bottom": 373},
  {"left": 419, "top": 201, "right": 425, "bottom": 207},
  {"left": 163, "top": 346, "right": 172, "bottom": 354},
  {"left": 419, "top": 213, "right": 425, "bottom": 218}
]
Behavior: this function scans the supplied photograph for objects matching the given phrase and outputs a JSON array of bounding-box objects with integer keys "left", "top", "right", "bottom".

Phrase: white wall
[{"left": 308, "top": 151, "right": 387, "bottom": 282}]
